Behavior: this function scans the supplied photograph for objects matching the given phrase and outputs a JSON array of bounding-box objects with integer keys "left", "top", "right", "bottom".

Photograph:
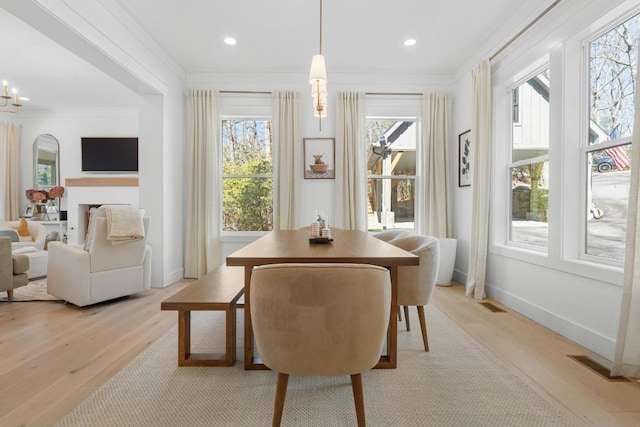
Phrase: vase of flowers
[{"left": 26, "top": 186, "right": 64, "bottom": 220}]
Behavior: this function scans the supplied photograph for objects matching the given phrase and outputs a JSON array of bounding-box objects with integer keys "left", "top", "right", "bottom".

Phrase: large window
[
  {"left": 584, "top": 13, "right": 638, "bottom": 262},
  {"left": 221, "top": 119, "right": 273, "bottom": 232},
  {"left": 365, "top": 119, "right": 417, "bottom": 232},
  {"left": 509, "top": 69, "right": 550, "bottom": 248}
]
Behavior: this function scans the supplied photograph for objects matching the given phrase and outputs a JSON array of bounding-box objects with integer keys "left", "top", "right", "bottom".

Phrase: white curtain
[
  {"left": 184, "top": 90, "right": 221, "bottom": 279},
  {"left": 273, "top": 91, "right": 299, "bottom": 230},
  {"left": 465, "top": 60, "right": 492, "bottom": 300},
  {"left": 612, "top": 66, "right": 640, "bottom": 377},
  {"left": 419, "top": 93, "right": 453, "bottom": 238},
  {"left": 335, "top": 92, "right": 366, "bottom": 230},
  {"left": 0, "top": 121, "right": 21, "bottom": 221}
]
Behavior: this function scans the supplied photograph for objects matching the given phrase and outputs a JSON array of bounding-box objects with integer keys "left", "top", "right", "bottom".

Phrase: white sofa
[
  {"left": 47, "top": 216, "right": 152, "bottom": 307},
  {"left": 0, "top": 220, "right": 47, "bottom": 250}
]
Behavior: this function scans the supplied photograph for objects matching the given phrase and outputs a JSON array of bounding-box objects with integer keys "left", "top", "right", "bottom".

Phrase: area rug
[
  {"left": 0, "top": 278, "right": 61, "bottom": 302},
  {"left": 56, "top": 305, "right": 576, "bottom": 426}
]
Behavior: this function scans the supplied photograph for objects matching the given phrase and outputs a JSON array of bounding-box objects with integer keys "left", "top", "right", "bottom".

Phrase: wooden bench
[{"left": 161, "top": 264, "right": 244, "bottom": 366}]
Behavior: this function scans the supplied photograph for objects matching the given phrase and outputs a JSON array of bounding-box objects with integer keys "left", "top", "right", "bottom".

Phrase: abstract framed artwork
[
  {"left": 458, "top": 129, "right": 472, "bottom": 187},
  {"left": 304, "top": 137, "right": 335, "bottom": 179}
]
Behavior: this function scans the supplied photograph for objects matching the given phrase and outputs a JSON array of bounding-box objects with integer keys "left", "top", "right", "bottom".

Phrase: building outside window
[
  {"left": 365, "top": 118, "right": 417, "bottom": 232},
  {"left": 221, "top": 119, "right": 273, "bottom": 232},
  {"left": 584, "top": 12, "right": 638, "bottom": 262},
  {"left": 509, "top": 69, "right": 550, "bottom": 248}
]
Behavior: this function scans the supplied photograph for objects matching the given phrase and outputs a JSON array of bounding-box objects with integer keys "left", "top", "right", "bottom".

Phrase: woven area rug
[
  {"left": 0, "top": 279, "right": 61, "bottom": 302},
  {"left": 56, "top": 305, "right": 576, "bottom": 426}
]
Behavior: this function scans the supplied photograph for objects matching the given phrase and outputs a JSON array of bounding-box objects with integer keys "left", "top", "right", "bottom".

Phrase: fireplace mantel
[
  {"left": 65, "top": 178, "right": 139, "bottom": 244},
  {"left": 66, "top": 177, "right": 138, "bottom": 187}
]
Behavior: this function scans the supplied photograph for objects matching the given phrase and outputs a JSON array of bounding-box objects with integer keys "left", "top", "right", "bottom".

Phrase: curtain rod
[
  {"left": 490, "top": 0, "right": 562, "bottom": 61},
  {"left": 365, "top": 92, "right": 422, "bottom": 96},
  {"left": 219, "top": 90, "right": 272, "bottom": 95}
]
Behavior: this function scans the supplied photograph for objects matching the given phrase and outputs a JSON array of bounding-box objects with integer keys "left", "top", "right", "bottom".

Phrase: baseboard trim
[
  {"left": 152, "top": 268, "right": 184, "bottom": 288},
  {"left": 486, "top": 283, "right": 616, "bottom": 361}
]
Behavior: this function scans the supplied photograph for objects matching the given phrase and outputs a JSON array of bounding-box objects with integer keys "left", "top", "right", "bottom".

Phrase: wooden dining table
[{"left": 226, "top": 227, "right": 419, "bottom": 370}]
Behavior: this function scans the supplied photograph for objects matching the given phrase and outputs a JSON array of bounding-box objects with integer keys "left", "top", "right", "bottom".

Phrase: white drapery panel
[
  {"left": 612, "top": 66, "right": 640, "bottom": 377},
  {"left": 465, "top": 60, "right": 492, "bottom": 300},
  {"left": 0, "top": 121, "right": 21, "bottom": 221},
  {"left": 335, "top": 92, "right": 366, "bottom": 230},
  {"left": 273, "top": 91, "right": 299, "bottom": 230},
  {"left": 419, "top": 93, "right": 453, "bottom": 238},
  {"left": 184, "top": 90, "right": 221, "bottom": 279}
]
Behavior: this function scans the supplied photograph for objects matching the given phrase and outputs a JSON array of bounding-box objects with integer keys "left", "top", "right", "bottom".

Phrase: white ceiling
[{"left": 0, "top": 0, "right": 535, "bottom": 112}]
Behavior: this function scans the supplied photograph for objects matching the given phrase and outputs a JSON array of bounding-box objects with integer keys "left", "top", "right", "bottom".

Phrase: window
[
  {"left": 365, "top": 119, "right": 417, "bottom": 232},
  {"left": 509, "top": 69, "right": 550, "bottom": 248},
  {"left": 584, "top": 13, "right": 638, "bottom": 262},
  {"left": 221, "top": 119, "right": 273, "bottom": 232}
]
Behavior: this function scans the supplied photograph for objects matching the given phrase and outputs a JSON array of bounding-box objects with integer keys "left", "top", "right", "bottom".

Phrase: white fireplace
[{"left": 65, "top": 178, "right": 139, "bottom": 245}]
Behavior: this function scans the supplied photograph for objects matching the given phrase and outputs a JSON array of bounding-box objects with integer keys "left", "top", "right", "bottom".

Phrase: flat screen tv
[{"left": 81, "top": 137, "right": 138, "bottom": 172}]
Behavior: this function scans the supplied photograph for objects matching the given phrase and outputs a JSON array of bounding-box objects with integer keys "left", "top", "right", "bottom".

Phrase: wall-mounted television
[{"left": 81, "top": 137, "right": 139, "bottom": 172}]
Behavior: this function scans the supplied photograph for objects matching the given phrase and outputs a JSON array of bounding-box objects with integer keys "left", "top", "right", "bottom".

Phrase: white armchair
[{"left": 46, "top": 217, "right": 152, "bottom": 307}]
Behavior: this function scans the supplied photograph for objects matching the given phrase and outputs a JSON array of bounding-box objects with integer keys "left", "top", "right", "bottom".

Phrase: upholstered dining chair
[
  {"left": 250, "top": 263, "right": 391, "bottom": 427},
  {"left": 372, "top": 229, "right": 409, "bottom": 243},
  {"left": 392, "top": 234, "right": 440, "bottom": 351}
]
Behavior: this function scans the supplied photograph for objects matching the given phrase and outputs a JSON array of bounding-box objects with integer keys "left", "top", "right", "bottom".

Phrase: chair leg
[
  {"left": 397, "top": 306, "right": 402, "bottom": 322},
  {"left": 403, "top": 305, "right": 410, "bottom": 331},
  {"left": 351, "top": 373, "right": 366, "bottom": 427},
  {"left": 273, "top": 373, "right": 289, "bottom": 427},
  {"left": 7, "top": 290, "right": 14, "bottom": 302},
  {"left": 417, "top": 306, "right": 429, "bottom": 352}
]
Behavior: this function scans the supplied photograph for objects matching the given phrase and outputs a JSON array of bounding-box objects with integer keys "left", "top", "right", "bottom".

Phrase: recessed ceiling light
[
  {"left": 404, "top": 39, "right": 417, "bottom": 47},
  {"left": 19, "top": 97, "right": 29, "bottom": 101},
  {"left": 224, "top": 37, "right": 237, "bottom": 45}
]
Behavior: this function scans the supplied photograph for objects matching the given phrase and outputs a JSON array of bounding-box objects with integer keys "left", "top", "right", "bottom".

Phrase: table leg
[
  {"left": 375, "top": 265, "right": 397, "bottom": 369},
  {"left": 243, "top": 265, "right": 269, "bottom": 370}
]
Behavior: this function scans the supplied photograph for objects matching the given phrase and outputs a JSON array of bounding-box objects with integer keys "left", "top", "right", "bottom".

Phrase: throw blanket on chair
[{"left": 100, "top": 205, "right": 145, "bottom": 245}]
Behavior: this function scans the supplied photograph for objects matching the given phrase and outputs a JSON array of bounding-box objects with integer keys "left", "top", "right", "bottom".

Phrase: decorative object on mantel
[
  {"left": 308, "top": 0, "right": 327, "bottom": 131},
  {"left": 25, "top": 186, "right": 64, "bottom": 220},
  {"left": 1, "top": 79, "right": 28, "bottom": 114}
]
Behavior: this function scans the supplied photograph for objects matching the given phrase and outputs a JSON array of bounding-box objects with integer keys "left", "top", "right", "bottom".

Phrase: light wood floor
[{"left": 1, "top": 281, "right": 638, "bottom": 426}]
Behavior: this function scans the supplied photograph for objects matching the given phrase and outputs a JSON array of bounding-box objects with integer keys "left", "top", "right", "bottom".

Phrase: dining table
[{"left": 226, "top": 227, "right": 419, "bottom": 370}]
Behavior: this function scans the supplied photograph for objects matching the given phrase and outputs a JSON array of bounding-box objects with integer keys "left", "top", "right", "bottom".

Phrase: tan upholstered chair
[
  {"left": 250, "top": 263, "right": 391, "bottom": 427},
  {"left": 392, "top": 234, "right": 440, "bottom": 351},
  {"left": 0, "top": 237, "right": 30, "bottom": 301},
  {"left": 373, "top": 229, "right": 409, "bottom": 243}
]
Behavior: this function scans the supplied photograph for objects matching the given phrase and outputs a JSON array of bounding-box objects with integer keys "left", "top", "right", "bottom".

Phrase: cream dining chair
[
  {"left": 372, "top": 229, "right": 409, "bottom": 243},
  {"left": 392, "top": 234, "right": 440, "bottom": 351},
  {"left": 250, "top": 263, "right": 391, "bottom": 427}
]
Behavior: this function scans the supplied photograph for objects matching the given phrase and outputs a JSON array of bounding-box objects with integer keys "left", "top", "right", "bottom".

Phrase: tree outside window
[{"left": 221, "top": 119, "right": 273, "bottom": 232}]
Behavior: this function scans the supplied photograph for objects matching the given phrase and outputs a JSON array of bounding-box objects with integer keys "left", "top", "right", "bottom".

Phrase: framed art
[
  {"left": 304, "top": 137, "right": 335, "bottom": 179},
  {"left": 23, "top": 204, "right": 34, "bottom": 218},
  {"left": 458, "top": 129, "right": 472, "bottom": 187}
]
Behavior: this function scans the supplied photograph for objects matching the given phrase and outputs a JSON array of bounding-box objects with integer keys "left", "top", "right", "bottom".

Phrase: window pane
[
  {"left": 223, "top": 177, "right": 273, "bottom": 231},
  {"left": 366, "top": 119, "right": 417, "bottom": 232},
  {"left": 589, "top": 14, "right": 640, "bottom": 145},
  {"left": 586, "top": 145, "right": 631, "bottom": 260},
  {"left": 512, "top": 70, "right": 550, "bottom": 162},
  {"left": 222, "top": 119, "right": 273, "bottom": 232},
  {"left": 511, "top": 161, "right": 549, "bottom": 246},
  {"left": 367, "top": 178, "right": 414, "bottom": 231}
]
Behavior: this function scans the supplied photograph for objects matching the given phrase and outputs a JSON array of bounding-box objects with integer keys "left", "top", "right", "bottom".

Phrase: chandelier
[
  {"left": 309, "top": 0, "right": 327, "bottom": 131},
  {"left": 1, "top": 80, "right": 23, "bottom": 113}
]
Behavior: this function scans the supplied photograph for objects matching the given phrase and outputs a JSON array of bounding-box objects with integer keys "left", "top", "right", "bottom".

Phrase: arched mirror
[{"left": 33, "top": 134, "right": 60, "bottom": 214}]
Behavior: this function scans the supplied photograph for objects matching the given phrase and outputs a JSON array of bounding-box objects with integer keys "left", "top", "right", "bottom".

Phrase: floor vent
[
  {"left": 479, "top": 302, "right": 506, "bottom": 313},
  {"left": 568, "top": 355, "right": 630, "bottom": 382}
]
